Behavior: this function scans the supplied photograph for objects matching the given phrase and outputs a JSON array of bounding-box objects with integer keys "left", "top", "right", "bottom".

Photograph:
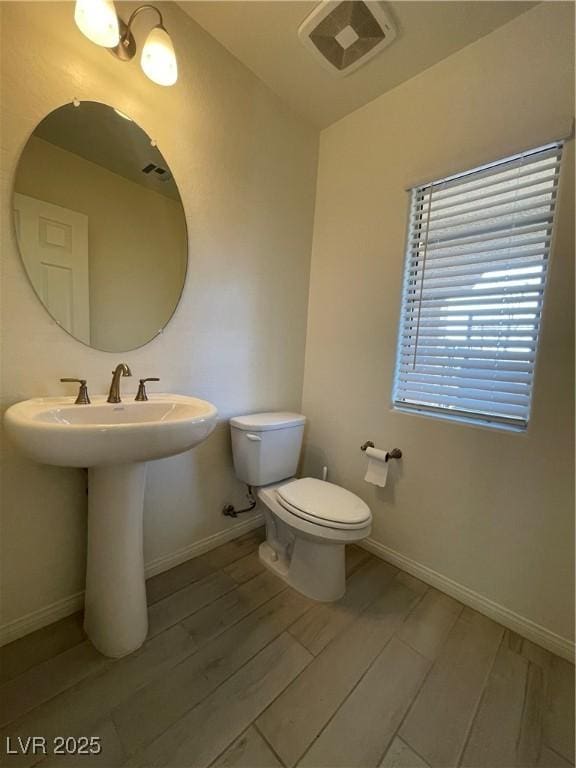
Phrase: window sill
[{"left": 391, "top": 404, "right": 528, "bottom": 434}]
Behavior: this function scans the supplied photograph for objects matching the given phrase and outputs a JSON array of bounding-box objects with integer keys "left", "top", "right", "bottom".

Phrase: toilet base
[{"left": 259, "top": 538, "right": 346, "bottom": 602}]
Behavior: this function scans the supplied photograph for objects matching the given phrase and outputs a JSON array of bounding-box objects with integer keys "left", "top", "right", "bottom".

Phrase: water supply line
[{"left": 222, "top": 485, "right": 256, "bottom": 518}]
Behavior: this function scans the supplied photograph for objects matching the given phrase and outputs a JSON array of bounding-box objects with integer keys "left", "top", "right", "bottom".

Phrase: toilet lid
[{"left": 276, "top": 478, "right": 371, "bottom": 527}]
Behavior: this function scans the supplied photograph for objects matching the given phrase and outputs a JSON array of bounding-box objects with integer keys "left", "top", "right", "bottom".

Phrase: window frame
[{"left": 392, "top": 142, "right": 564, "bottom": 432}]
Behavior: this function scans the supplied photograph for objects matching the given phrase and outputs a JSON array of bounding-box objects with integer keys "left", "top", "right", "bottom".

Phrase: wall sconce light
[
  {"left": 74, "top": 1, "right": 178, "bottom": 87},
  {"left": 75, "top": 0, "right": 120, "bottom": 48}
]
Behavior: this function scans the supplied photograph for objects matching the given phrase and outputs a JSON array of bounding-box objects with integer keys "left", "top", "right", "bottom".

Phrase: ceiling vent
[
  {"left": 298, "top": 1, "right": 397, "bottom": 77},
  {"left": 141, "top": 163, "right": 172, "bottom": 182}
]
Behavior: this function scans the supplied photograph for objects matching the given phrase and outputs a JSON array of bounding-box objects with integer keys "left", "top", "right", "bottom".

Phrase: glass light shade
[
  {"left": 141, "top": 26, "right": 178, "bottom": 86},
  {"left": 74, "top": 0, "right": 120, "bottom": 48}
]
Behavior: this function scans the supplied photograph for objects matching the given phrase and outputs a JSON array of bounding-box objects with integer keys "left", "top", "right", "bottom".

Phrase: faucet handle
[
  {"left": 135, "top": 378, "right": 160, "bottom": 402},
  {"left": 60, "top": 378, "right": 91, "bottom": 405}
]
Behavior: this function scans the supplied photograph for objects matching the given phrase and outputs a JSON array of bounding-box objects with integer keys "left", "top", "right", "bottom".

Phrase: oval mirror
[{"left": 13, "top": 101, "right": 187, "bottom": 352}]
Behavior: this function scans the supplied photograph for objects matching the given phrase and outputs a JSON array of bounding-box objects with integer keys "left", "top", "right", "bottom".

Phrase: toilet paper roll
[{"left": 364, "top": 446, "right": 389, "bottom": 487}]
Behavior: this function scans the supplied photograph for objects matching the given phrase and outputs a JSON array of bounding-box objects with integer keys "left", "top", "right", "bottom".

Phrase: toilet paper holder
[{"left": 360, "top": 442, "right": 402, "bottom": 461}]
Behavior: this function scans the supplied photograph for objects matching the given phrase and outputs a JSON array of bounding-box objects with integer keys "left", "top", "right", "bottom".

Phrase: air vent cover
[
  {"left": 141, "top": 163, "right": 173, "bottom": 182},
  {"left": 298, "top": 1, "right": 397, "bottom": 77}
]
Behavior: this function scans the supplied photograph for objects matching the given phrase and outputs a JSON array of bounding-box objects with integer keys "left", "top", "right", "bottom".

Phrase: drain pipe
[{"left": 222, "top": 485, "right": 257, "bottom": 518}]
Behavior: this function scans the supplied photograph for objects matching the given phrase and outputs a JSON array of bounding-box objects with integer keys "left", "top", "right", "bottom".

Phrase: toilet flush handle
[{"left": 246, "top": 433, "right": 262, "bottom": 442}]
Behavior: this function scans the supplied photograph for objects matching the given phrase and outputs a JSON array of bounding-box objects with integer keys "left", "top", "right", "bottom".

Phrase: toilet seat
[{"left": 276, "top": 478, "right": 371, "bottom": 530}]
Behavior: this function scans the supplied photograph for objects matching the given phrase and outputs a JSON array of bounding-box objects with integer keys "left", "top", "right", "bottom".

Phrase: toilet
[{"left": 230, "top": 412, "right": 372, "bottom": 602}]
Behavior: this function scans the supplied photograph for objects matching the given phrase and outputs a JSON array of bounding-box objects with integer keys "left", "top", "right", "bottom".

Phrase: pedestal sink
[{"left": 4, "top": 395, "right": 218, "bottom": 657}]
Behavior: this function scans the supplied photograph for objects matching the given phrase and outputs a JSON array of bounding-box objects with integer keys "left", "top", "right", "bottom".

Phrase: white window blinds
[{"left": 393, "top": 142, "right": 563, "bottom": 430}]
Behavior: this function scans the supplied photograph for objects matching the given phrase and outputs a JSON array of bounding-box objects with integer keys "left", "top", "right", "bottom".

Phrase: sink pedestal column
[{"left": 85, "top": 463, "right": 148, "bottom": 657}]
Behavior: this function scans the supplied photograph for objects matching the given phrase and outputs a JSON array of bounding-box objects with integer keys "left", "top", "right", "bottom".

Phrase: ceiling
[
  {"left": 178, "top": 1, "right": 536, "bottom": 128},
  {"left": 34, "top": 102, "right": 180, "bottom": 200}
]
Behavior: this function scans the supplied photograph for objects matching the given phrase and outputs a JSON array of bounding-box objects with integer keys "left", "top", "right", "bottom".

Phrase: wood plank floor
[{"left": 0, "top": 528, "right": 573, "bottom": 768}]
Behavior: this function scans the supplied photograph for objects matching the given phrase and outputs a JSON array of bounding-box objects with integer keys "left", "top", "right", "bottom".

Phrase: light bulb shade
[
  {"left": 141, "top": 25, "right": 178, "bottom": 86},
  {"left": 75, "top": 0, "right": 120, "bottom": 47}
]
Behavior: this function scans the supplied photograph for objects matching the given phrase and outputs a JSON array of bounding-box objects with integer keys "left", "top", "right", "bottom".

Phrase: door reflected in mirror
[{"left": 13, "top": 101, "right": 187, "bottom": 352}]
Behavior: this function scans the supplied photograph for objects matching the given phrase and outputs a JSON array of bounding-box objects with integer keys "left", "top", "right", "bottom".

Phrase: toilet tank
[{"left": 230, "top": 412, "right": 306, "bottom": 487}]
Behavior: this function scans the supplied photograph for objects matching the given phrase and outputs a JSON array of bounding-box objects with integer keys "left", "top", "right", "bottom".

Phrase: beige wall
[
  {"left": 15, "top": 136, "right": 187, "bottom": 351},
  {"left": 302, "top": 3, "right": 575, "bottom": 644},
  {"left": 0, "top": 1, "right": 318, "bottom": 627}
]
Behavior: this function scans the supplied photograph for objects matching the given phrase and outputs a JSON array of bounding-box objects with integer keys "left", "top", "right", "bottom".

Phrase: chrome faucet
[{"left": 107, "top": 363, "right": 132, "bottom": 403}]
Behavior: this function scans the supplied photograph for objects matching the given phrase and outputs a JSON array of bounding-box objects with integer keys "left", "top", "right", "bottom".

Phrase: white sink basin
[
  {"left": 5, "top": 394, "right": 218, "bottom": 467},
  {"left": 4, "top": 393, "right": 218, "bottom": 659}
]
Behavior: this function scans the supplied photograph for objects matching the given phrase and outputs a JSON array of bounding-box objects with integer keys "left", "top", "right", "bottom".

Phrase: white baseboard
[
  {"left": 0, "top": 592, "right": 86, "bottom": 649},
  {"left": 143, "top": 513, "right": 264, "bottom": 579},
  {"left": 361, "top": 538, "right": 575, "bottom": 663},
  {"left": 0, "top": 513, "right": 264, "bottom": 648}
]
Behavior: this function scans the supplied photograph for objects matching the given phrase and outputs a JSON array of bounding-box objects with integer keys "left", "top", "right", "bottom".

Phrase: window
[{"left": 393, "top": 142, "right": 563, "bottom": 430}]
